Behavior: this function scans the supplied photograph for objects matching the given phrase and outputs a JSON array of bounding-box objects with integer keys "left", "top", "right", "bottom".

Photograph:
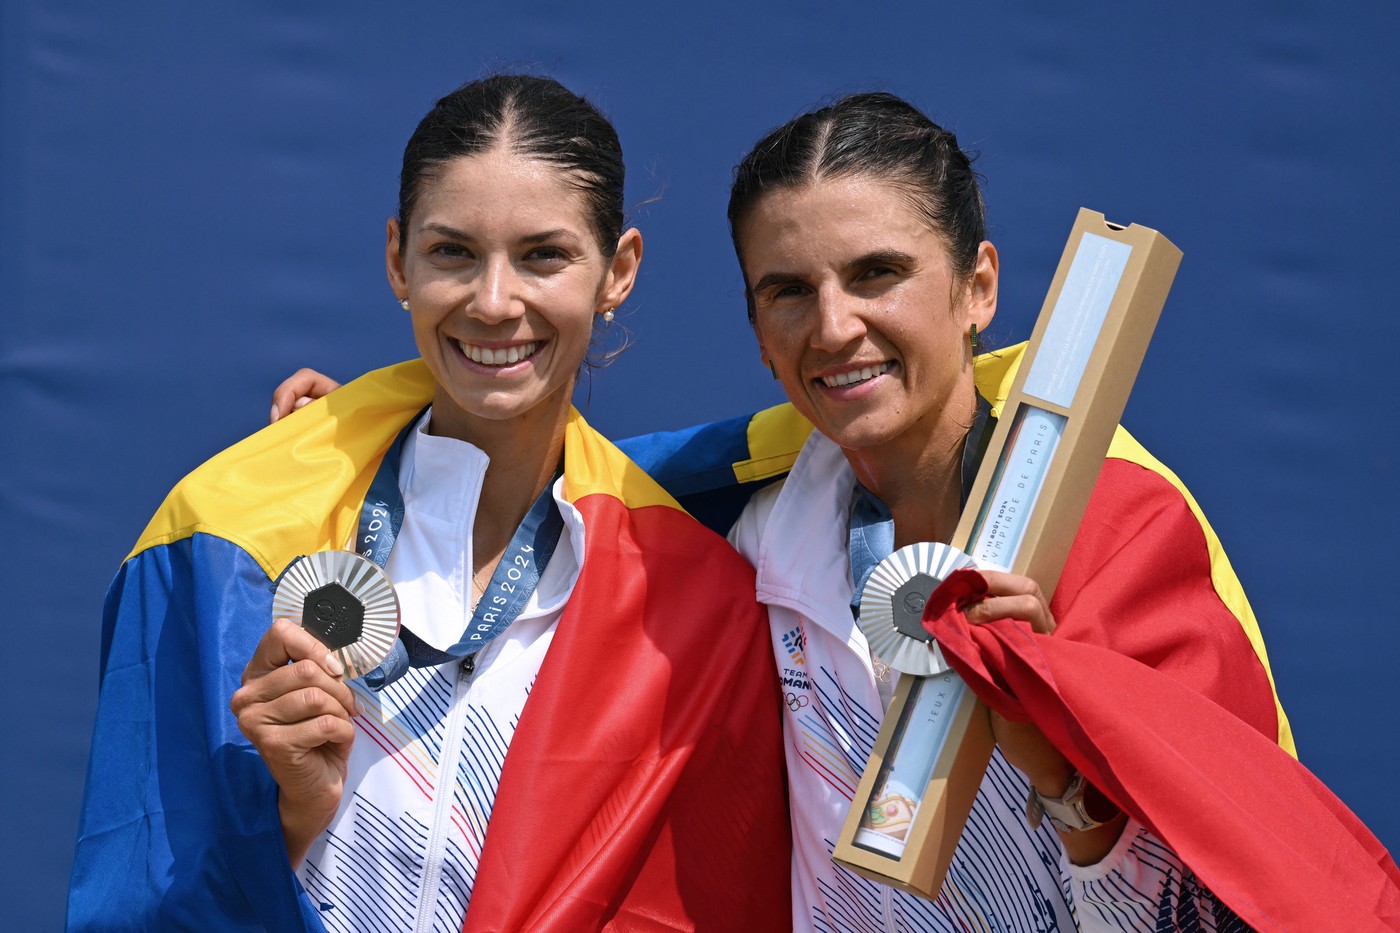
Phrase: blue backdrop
[{"left": 4, "top": 3, "right": 1397, "bottom": 927}]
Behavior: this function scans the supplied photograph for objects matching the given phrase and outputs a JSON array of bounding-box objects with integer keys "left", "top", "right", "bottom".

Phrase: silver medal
[
  {"left": 271, "top": 550, "right": 400, "bottom": 679},
  {"left": 857, "top": 542, "right": 977, "bottom": 676}
]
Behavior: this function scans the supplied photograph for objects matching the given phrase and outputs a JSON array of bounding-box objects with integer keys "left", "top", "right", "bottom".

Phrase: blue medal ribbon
[
  {"left": 848, "top": 486, "right": 895, "bottom": 619},
  {"left": 355, "top": 413, "right": 416, "bottom": 568},
  {"left": 352, "top": 412, "right": 565, "bottom": 689},
  {"left": 848, "top": 394, "right": 995, "bottom": 618}
]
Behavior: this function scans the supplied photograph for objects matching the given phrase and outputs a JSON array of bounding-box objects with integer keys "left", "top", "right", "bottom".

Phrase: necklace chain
[
  {"left": 471, "top": 559, "right": 495, "bottom": 608},
  {"left": 872, "top": 655, "right": 894, "bottom": 684}
]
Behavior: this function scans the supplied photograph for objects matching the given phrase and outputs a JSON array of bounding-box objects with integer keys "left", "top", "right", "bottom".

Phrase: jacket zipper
[{"left": 411, "top": 656, "right": 476, "bottom": 933}]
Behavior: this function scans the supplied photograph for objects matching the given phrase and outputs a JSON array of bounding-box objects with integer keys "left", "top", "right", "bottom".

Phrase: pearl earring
[
  {"left": 602, "top": 307, "right": 615, "bottom": 322},
  {"left": 399, "top": 299, "right": 410, "bottom": 311}
]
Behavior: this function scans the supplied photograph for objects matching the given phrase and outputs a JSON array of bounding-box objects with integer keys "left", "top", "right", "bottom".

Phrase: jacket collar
[{"left": 752, "top": 431, "right": 865, "bottom": 647}]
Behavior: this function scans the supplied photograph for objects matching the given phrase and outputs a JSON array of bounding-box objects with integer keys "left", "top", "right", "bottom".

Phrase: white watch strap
[{"left": 1025, "top": 770, "right": 1105, "bottom": 833}]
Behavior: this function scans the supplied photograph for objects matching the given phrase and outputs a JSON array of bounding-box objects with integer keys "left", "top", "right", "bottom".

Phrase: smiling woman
[
  {"left": 389, "top": 152, "right": 640, "bottom": 440},
  {"left": 722, "top": 91, "right": 1399, "bottom": 932},
  {"left": 738, "top": 176, "right": 996, "bottom": 499},
  {"left": 67, "top": 75, "right": 789, "bottom": 932},
  {"left": 385, "top": 84, "right": 641, "bottom": 449}
]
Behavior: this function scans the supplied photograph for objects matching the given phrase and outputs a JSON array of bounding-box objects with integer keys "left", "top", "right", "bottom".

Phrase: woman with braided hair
[{"left": 68, "top": 75, "right": 790, "bottom": 932}]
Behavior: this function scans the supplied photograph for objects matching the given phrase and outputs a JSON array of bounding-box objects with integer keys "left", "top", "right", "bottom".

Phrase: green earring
[
  {"left": 970, "top": 324, "right": 979, "bottom": 351},
  {"left": 768, "top": 360, "right": 779, "bottom": 380}
]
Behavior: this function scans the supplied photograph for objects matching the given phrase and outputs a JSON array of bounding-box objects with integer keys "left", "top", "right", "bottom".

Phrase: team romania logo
[{"left": 781, "top": 626, "right": 806, "bottom": 666}]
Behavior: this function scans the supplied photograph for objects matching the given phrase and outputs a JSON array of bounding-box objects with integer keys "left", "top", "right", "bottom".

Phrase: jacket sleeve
[{"left": 68, "top": 534, "right": 327, "bottom": 932}]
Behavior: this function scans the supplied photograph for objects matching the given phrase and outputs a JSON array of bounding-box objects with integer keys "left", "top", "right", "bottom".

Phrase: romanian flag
[{"left": 68, "top": 361, "right": 790, "bottom": 932}]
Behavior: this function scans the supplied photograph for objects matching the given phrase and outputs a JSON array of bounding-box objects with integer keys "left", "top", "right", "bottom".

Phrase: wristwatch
[{"left": 1025, "top": 770, "right": 1108, "bottom": 833}]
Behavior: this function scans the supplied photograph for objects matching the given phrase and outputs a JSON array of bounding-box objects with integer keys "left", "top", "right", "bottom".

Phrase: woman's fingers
[
  {"left": 234, "top": 661, "right": 360, "bottom": 721},
  {"left": 247, "top": 707, "right": 357, "bottom": 754},
  {"left": 238, "top": 699, "right": 354, "bottom": 825},
  {"left": 243, "top": 617, "right": 343, "bottom": 678},
  {"left": 269, "top": 367, "right": 341, "bottom": 423},
  {"left": 235, "top": 619, "right": 359, "bottom": 718},
  {"left": 233, "top": 607, "right": 360, "bottom": 866},
  {"left": 962, "top": 570, "right": 1055, "bottom": 634},
  {"left": 236, "top": 679, "right": 357, "bottom": 729},
  {"left": 233, "top": 621, "right": 358, "bottom": 813},
  {"left": 238, "top": 699, "right": 356, "bottom": 779}
]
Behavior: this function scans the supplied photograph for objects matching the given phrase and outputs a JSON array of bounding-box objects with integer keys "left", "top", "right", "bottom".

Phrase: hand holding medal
[{"left": 230, "top": 550, "right": 401, "bottom": 867}]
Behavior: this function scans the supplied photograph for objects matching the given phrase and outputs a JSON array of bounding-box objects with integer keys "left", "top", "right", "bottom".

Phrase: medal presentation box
[{"left": 832, "top": 209, "right": 1182, "bottom": 897}]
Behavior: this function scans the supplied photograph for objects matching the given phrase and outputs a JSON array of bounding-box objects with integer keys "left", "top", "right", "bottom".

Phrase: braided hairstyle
[
  {"left": 728, "top": 92, "right": 985, "bottom": 319},
  {"left": 398, "top": 74, "right": 625, "bottom": 258}
]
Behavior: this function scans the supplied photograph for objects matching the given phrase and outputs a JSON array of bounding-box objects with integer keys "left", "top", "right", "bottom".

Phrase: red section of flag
[
  {"left": 1053, "top": 458, "right": 1282, "bottom": 739},
  {"left": 925, "top": 565, "right": 1400, "bottom": 931},
  {"left": 465, "top": 495, "right": 791, "bottom": 932}
]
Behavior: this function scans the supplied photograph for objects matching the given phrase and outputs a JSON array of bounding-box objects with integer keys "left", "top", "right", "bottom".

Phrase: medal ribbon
[
  {"left": 848, "top": 394, "right": 995, "bottom": 618},
  {"left": 354, "top": 413, "right": 565, "bottom": 688}
]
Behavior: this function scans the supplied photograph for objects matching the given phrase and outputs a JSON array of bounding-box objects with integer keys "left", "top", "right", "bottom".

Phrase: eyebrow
[
  {"left": 848, "top": 249, "right": 918, "bottom": 270},
  {"left": 418, "top": 222, "right": 471, "bottom": 241},
  {"left": 521, "top": 228, "right": 580, "bottom": 245},
  {"left": 750, "top": 270, "right": 807, "bottom": 295},
  {"left": 417, "top": 223, "right": 581, "bottom": 245},
  {"left": 750, "top": 249, "right": 919, "bottom": 294}
]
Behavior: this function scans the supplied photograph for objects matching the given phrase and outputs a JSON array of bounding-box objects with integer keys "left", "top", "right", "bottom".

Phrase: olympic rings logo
[{"left": 786, "top": 692, "right": 809, "bottom": 711}]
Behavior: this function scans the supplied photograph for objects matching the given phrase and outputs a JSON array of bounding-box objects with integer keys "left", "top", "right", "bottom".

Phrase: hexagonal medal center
[
  {"left": 302, "top": 582, "right": 365, "bottom": 650},
  {"left": 891, "top": 572, "right": 937, "bottom": 641}
]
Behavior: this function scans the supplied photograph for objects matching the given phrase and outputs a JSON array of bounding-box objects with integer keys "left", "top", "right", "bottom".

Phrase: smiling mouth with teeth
[
  {"left": 819, "top": 361, "right": 893, "bottom": 388},
  {"left": 457, "top": 340, "right": 540, "bottom": 366}
]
